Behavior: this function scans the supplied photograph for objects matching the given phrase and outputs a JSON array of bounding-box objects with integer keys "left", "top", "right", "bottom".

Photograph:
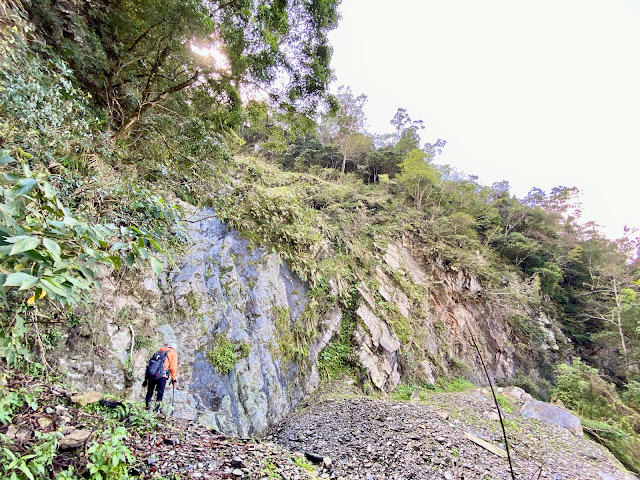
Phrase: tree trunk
[
  {"left": 612, "top": 278, "right": 629, "bottom": 369},
  {"left": 112, "top": 69, "right": 201, "bottom": 140}
]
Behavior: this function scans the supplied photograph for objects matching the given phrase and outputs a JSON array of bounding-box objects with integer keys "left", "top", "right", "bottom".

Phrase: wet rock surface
[{"left": 268, "top": 386, "right": 636, "bottom": 480}]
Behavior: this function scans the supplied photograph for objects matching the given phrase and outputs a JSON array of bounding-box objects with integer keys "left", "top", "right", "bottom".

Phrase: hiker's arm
[{"left": 168, "top": 351, "right": 178, "bottom": 380}]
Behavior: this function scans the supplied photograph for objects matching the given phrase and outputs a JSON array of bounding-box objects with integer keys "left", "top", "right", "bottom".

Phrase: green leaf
[
  {"left": 9, "top": 236, "right": 41, "bottom": 255},
  {"left": 21, "top": 249, "right": 46, "bottom": 263},
  {"left": 3, "top": 272, "right": 37, "bottom": 288},
  {"left": 40, "top": 278, "right": 68, "bottom": 297},
  {"left": 63, "top": 274, "right": 89, "bottom": 289},
  {"left": 125, "top": 253, "right": 135, "bottom": 267},
  {"left": 111, "top": 242, "right": 128, "bottom": 252},
  {"left": 3, "top": 173, "right": 22, "bottom": 182},
  {"left": 17, "top": 148, "right": 33, "bottom": 159},
  {"left": 0, "top": 155, "right": 15, "bottom": 165},
  {"left": 43, "top": 237, "right": 62, "bottom": 259},
  {"left": 150, "top": 257, "right": 163, "bottom": 276},
  {"left": 62, "top": 216, "right": 79, "bottom": 227},
  {"left": 42, "top": 182, "right": 57, "bottom": 199},
  {"left": 78, "top": 265, "right": 95, "bottom": 280},
  {"left": 12, "top": 178, "right": 37, "bottom": 196},
  {"left": 17, "top": 463, "right": 35, "bottom": 480},
  {"left": 19, "top": 275, "right": 39, "bottom": 291},
  {"left": 4, "top": 234, "right": 31, "bottom": 243},
  {"left": 109, "top": 255, "right": 123, "bottom": 269},
  {"left": 148, "top": 237, "right": 163, "bottom": 252}
]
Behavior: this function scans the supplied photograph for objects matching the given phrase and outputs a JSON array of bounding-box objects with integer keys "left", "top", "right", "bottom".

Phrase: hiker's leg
[
  {"left": 145, "top": 378, "right": 156, "bottom": 408},
  {"left": 154, "top": 377, "right": 167, "bottom": 412}
]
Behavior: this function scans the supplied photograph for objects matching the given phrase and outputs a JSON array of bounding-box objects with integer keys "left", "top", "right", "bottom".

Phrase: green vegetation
[
  {"left": 318, "top": 287, "right": 358, "bottom": 378},
  {"left": 1, "top": 429, "right": 62, "bottom": 480},
  {"left": 134, "top": 334, "right": 156, "bottom": 352},
  {"left": 392, "top": 377, "right": 476, "bottom": 400},
  {"left": 261, "top": 458, "right": 281, "bottom": 479},
  {"left": 271, "top": 303, "right": 317, "bottom": 365},
  {"left": 86, "top": 427, "right": 134, "bottom": 480},
  {"left": 293, "top": 455, "right": 316, "bottom": 472},
  {"left": 206, "top": 335, "right": 251, "bottom": 375},
  {"left": 186, "top": 291, "right": 202, "bottom": 314},
  {"left": 495, "top": 394, "right": 514, "bottom": 414},
  {"left": 1, "top": 0, "right": 639, "bottom": 472},
  {"left": 552, "top": 359, "right": 640, "bottom": 473},
  {"left": 206, "top": 336, "right": 237, "bottom": 375},
  {"left": 0, "top": 372, "right": 151, "bottom": 480}
]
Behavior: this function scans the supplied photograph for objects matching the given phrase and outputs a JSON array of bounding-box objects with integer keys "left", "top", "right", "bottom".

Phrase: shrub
[
  {"left": 87, "top": 427, "right": 134, "bottom": 480},
  {"left": 552, "top": 358, "right": 640, "bottom": 473},
  {"left": 207, "top": 336, "right": 237, "bottom": 375}
]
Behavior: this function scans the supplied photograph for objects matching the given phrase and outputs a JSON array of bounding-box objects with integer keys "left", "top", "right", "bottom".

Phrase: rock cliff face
[
  {"left": 350, "top": 238, "right": 567, "bottom": 391},
  {"left": 53, "top": 209, "right": 567, "bottom": 436},
  {"left": 54, "top": 209, "right": 341, "bottom": 436}
]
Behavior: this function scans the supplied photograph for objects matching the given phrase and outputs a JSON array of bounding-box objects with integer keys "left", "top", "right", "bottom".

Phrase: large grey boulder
[{"left": 521, "top": 398, "right": 583, "bottom": 436}]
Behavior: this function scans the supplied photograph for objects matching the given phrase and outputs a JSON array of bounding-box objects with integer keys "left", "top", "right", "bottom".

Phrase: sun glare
[{"left": 191, "top": 42, "right": 231, "bottom": 71}]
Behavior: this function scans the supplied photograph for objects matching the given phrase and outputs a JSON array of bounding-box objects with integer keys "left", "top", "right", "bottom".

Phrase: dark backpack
[{"left": 145, "top": 350, "right": 169, "bottom": 381}]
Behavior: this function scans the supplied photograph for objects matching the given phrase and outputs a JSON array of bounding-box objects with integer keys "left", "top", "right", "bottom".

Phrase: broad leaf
[
  {"left": 9, "top": 236, "right": 41, "bottom": 255},
  {"left": 40, "top": 278, "right": 68, "bottom": 297},
  {"left": 125, "top": 253, "right": 135, "bottom": 267},
  {"left": 43, "top": 237, "right": 61, "bottom": 259},
  {"left": 150, "top": 256, "right": 163, "bottom": 276},
  {"left": 111, "top": 242, "right": 128, "bottom": 251},
  {"left": 3, "top": 272, "right": 37, "bottom": 288},
  {"left": 12, "top": 178, "right": 37, "bottom": 196}
]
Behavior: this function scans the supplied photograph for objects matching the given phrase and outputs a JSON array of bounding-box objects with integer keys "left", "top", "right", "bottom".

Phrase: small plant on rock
[{"left": 207, "top": 336, "right": 237, "bottom": 375}]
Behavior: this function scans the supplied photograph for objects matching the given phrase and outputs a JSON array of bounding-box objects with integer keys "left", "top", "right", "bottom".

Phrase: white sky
[{"left": 328, "top": 0, "right": 640, "bottom": 239}]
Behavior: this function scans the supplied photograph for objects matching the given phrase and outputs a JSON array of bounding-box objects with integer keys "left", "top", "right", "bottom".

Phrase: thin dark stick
[{"left": 467, "top": 326, "right": 516, "bottom": 480}]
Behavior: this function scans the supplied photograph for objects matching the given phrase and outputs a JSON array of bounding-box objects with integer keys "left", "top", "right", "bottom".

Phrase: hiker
[{"left": 143, "top": 342, "right": 178, "bottom": 412}]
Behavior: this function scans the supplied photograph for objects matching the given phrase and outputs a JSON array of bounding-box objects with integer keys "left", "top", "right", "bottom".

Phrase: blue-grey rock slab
[{"left": 521, "top": 398, "right": 583, "bottom": 436}]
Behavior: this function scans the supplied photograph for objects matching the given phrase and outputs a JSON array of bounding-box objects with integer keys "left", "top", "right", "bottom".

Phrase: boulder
[
  {"left": 521, "top": 398, "right": 583, "bottom": 436},
  {"left": 70, "top": 391, "right": 102, "bottom": 406},
  {"left": 502, "top": 386, "right": 526, "bottom": 403},
  {"left": 59, "top": 429, "right": 93, "bottom": 450}
]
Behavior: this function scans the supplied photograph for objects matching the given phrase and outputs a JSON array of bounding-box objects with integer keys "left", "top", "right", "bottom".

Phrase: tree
[
  {"left": 27, "top": 0, "right": 341, "bottom": 138},
  {"left": 360, "top": 145, "right": 399, "bottom": 183},
  {"left": 583, "top": 232, "right": 640, "bottom": 376},
  {"left": 396, "top": 148, "right": 440, "bottom": 209},
  {"left": 390, "top": 107, "right": 424, "bottom": 157},
  {"left": 321, "top": 86, "right": 369, "bottom": 174}
]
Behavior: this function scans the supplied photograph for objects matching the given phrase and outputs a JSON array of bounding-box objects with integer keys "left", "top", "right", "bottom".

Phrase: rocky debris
[
  {"left": 521, "top": 397, "right": 584, "bottom": 437},
  {"left": 133, "top": 417, "right": 316, "bottom": 479},
  {"left": 0, "top": 364, "right": 108, "bottom": 473},
  {"left": 269, "top": 387, "right": 636, "bottom": 480},
  {"left": 1, "top": 362, "right": 316, "bottom": 479}
]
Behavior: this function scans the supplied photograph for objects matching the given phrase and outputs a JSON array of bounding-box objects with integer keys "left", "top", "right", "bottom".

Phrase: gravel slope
[{"left": 267, "top": 385, "right": 637, "bottom": 480}]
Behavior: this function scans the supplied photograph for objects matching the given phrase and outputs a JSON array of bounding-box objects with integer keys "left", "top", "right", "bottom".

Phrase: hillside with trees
[{"left": 1, "top": 1, "right": 639, "bottom": 476}]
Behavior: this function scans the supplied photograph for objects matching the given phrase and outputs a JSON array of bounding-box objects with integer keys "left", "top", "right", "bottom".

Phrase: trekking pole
[{"left": 171, "top": 382, "right": 175, "bottom": 417}]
